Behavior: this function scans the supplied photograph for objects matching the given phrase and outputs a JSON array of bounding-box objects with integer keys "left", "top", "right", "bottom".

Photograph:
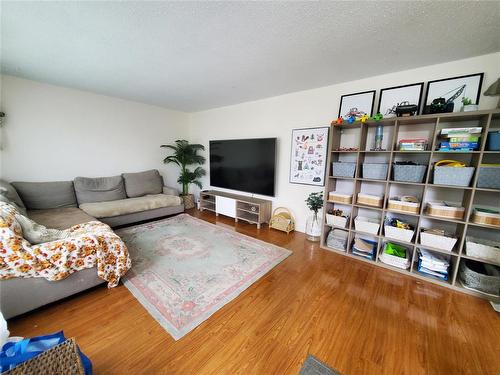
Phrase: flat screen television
[{"left": 209, "top": 138, "right": 276, "bottom": 196}]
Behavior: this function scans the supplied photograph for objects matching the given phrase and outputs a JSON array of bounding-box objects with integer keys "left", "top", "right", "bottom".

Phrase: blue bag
[{"left": 0, "top": 331, "right": 92, "bottom": 374}]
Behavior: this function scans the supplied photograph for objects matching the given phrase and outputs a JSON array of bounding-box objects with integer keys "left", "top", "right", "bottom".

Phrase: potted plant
[
  {"left": 461, "top": 97, "right": 478, "bottom": 112},
  {"left": 305, "top": 191, "right": 324, "bottom": 242},
  {"left": 161, "top": 140, "right": 206, "bottom": 209}
]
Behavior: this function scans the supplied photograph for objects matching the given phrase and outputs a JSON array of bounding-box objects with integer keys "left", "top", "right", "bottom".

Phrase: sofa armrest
[{"left": 163, "top": 186, "right": 179, "bottom": 196}]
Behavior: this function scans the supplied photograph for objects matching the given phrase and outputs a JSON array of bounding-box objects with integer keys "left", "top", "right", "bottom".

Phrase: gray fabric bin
[
  {"left": 459, "top": 260, "right": 500, "bottom": 296},
  {"left": 332, "top": 162, "right": 356, "bottom": 178},
  {"left": 393, "top": 164, "right": 427, "bottom": 183},
  {"left": 362, "top": 163, "right": 388, "bottom": 180},
  {"left": 433, "top": 166, "right": 475, "bottom": 187},
  {"left": 477, "top": 166, "right": 500, "bottom": 189}
]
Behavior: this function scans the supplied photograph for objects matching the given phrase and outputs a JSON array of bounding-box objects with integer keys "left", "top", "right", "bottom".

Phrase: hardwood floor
[{"left": 7, "top": 210, "right": 500, "bottom": 374}]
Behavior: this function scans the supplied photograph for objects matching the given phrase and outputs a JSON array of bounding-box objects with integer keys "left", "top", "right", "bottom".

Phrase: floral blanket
[{"left": 0, "top": 203, "right": 131, "bottom": 287}]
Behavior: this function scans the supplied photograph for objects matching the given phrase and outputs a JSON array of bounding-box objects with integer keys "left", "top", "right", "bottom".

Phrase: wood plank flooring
[{"left": 7, "top": 210, "right": 500, "bottom": 374}]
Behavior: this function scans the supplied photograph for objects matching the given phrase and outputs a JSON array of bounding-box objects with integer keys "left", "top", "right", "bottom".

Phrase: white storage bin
[
  {"left": 420, "top": 230, "right": 458, "bottom": 252},
  {"left": 465, "top": 237, "right": 500, "bottom": 262},
  {"left": 354, "top": 216, "right": 380, "bottom": 235},
  {"left": 326, "top": 214, "right": 348, "bottom": 228},
  {"left": 384, "top": 225, "right": 415, "bottom": 243}
]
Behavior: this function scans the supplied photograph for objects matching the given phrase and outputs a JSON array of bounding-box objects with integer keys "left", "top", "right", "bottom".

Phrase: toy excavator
[{"left": 428, "top": 84, "right": 466, "bottom": 114}]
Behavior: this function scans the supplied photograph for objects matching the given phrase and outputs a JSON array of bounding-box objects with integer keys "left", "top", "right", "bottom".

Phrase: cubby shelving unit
[{"left": 320, "top": 109, "right": 500, "bottom": 301}]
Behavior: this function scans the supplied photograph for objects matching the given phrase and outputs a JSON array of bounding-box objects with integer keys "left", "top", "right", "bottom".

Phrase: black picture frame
[
  {"left": 338, "top": 90, "right": 376, "bottom": 119},
  {"left": 422, "top": 73, "right": 484, "bottom": 114},
  {"left": 377, "top": 82, "right": 424, "bottom": 117}
]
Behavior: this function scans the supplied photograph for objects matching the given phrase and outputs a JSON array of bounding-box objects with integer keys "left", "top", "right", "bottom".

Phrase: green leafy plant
[
  {"left": 306, "top": 192, "right": 324, "bottom": 220},
  {"left": 461, "top": 97, "right": 473, "bottom": 106},
  {"left": 161, "top": 140, "right": 206, "bottom": 196}
]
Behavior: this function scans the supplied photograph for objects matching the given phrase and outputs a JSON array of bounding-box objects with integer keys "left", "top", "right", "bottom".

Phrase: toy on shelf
[
  {"left": 360, "top": 114, "right": 370, "bottom": 123},
  {"left": 371, "top": 112, "right": 384, "bottom": 121},
  {"left": 346, "top": 116, "right": 356, "bottom": 124},
  {"left": 333, "top": 117, "right": 344, "bottom": 125},
  {"left": 269, "top": 207, "right": 295, "bottom": 234}
]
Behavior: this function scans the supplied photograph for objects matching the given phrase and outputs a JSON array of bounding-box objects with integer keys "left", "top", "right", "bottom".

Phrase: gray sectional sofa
[{"left": 0, "top": 169, "right": 184, "bottom": 319}]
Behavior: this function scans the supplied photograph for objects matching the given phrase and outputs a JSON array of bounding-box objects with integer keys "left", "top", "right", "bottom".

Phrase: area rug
[
  {"left": 299, "top": 355, "right": 341, "bottom": 375},
  {"left": 116, "top": 214, "right": 291, "bottom": 340}
]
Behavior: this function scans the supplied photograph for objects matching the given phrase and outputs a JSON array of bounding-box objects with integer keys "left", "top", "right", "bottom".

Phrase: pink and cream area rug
[{"left": 116, "top": 214, "right": 291, "bottom": 340}]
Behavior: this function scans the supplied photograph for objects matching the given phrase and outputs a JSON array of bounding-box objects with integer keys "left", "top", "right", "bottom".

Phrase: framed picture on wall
[
  {"left": 423, "top": 73, "right": 484, "bottom": 114},
  {"left": 338, "top": 90, "right": 376, "bottom": 120},
  {"left": 290, "top": 126, "right": 329, "bottom": 186},
  {"left": 377, "top": 82, "right": 424, "bottom": 118}
]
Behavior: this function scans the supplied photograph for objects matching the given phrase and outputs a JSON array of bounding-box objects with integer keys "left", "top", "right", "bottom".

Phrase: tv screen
[{"left": 209, "top": 138, "right": 276, "bottom": 196}]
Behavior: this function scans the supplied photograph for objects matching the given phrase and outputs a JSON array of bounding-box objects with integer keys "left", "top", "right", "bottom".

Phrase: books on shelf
[
  {"left": 441, "top": 127, "right": 482, "bottom": 136},
  {"left": 398, "top": 138, "right": 428, "bottom": 151},
  {"left": 439, "top": 127, "right": 482, "bottom": 151}
]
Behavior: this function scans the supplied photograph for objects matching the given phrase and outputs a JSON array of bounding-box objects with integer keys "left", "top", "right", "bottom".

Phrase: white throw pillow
[{"left": 14, "top": 213, "right": 70, "bottom": 244}]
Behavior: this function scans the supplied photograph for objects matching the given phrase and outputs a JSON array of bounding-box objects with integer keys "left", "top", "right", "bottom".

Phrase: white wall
[
  {"left": 189, "top": 52, "right": 500, "bottom": 232},
  {"left": 0, "top": 75, "right": 189, "bottom": 188}
]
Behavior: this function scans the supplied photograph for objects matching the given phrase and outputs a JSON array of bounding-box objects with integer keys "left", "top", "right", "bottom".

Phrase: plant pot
[
  {"left": 181, "top": 194, "right": 195, "bottom": 209},
  {"left": 462, "top": 104, "right": 478, "bottom": 112},
  {"left": 305, "top": 212, "right": 322, "bottom": 242}
]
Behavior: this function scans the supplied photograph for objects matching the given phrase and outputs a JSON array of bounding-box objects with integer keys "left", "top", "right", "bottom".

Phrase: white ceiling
[{"left": 2, "top": 1, "right": 500, "bottom": 112}]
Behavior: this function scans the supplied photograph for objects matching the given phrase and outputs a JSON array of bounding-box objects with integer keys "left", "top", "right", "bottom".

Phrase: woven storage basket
[
  {"left": 433, "top": 166, "right": 475, "bottom": 186},
  {"left": 387, "top": 197, "right": 420, "bottom": 214},
  {"left": 465, "top": 237, "right": 500, "bottom": 262},
  {"left": 332, "top": 162, "right": 356, "bottom": 178},
  {"left": 362, "top": 163, "right": 388, "bottom": 180},
  {"left": 459, "top": 260, "right": 500, "bottom": 296},
  {"left": 357, "top": 193, "right": 383, "bottom": 207},
  {"left": 470, "top": 208, "right": 500, "bottom": 227},
  {"left": 393, "top": 164, "right": 427, "bottom": 183},
  {"left": 4, "top": 338, "right": 85, "bottom": 375},
  {"left": 477, "top": 165, "right": 500, "bottom": 189},
  {"left": 328, "top": 192, "right": 352, "bottom": 204},
  {"left": 269, "top": 207, "right": 295, "bottom": 234},
  {"left": 426, "top": 202, "right": 465, "bottom": 220}
]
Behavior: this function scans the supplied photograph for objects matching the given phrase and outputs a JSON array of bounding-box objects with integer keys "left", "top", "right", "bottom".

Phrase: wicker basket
[
  {"left": 426, "top": 202, "right": 465, "bottom": 220},
  {"left": 459, "top": 260, "right": 500, "bottom": 296},
  {"left": 357, "top": 193, "right": 383, "bottom": 207},
  {"left": 433, "top": 166, "right": 475, "bottom": 186},
  {"left": 328, "top": 192, "right": 352, "bottom": 204},
  {"left": 470, "top": 208, "right": 500, "bottom": 227},
  {"left": 4, "top": 338, "right": 85, "bottom": 375},
  {"left": 477, "top": 165, "right": 500, "bottom": 189},
  {"left": 332, "top": 162, "right": 356, "bottom": 178},
  {"left": 393, "top": 164, "right": 427, "bottom": 183},
  {"left": 362, "top": 163, "right": 388, "bottom": 180},
  {"left": 387, "top": 197, "right": 420, "bottom": 214},
  {"left": 269, "top": 207, "right": 295, "bottom": 234},
  {"left": 465, "top": 236, "right": 500, "bottom": 262}
]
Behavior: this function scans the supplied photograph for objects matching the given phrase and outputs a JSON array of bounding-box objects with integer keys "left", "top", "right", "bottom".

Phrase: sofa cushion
[
  {"left": 28, "top": 207, "right": 95, "bottom": 230},
  {"left": 12, "top": 181, "right": 77, "bottom": 210},
  {"left": 0, "top": 179, "right": 25, "bottom": 208},
  {"left": 79, "top": 194, "right": 182, "bottom": 218},
  {"left": 15, "top": 213, "right": 69, "bottom": 244},
  {"left": 122, "top": 169, "right": 163, "bottom": 198},
  {"left": 74, "top": 175, "right": 126, "bottom": 204}
]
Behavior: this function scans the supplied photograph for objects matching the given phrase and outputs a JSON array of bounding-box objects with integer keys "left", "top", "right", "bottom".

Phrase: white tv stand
[{"left": 199, "top": 190, "right": 272, "bottom": 229}]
